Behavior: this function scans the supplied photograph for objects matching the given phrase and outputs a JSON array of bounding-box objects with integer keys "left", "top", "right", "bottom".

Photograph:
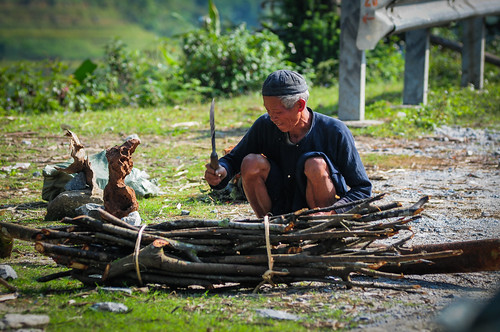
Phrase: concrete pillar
[
  {"left": 403, "top": 28, "right": 430, "bottom": 105},
  {"left": 338, "top": 0, "right": 365, "bottom": 121},
  {"left": 461, "top": 18, "right": 485, "bottom": 89}
]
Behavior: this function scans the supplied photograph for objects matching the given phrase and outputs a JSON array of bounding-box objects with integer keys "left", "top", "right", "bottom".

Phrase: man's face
[{"left": 263, "top": 96, "right": 300, "bottom": 133}]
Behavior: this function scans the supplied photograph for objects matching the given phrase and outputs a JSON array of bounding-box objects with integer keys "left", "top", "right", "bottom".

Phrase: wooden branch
[
  {"left": 98, "top": 208, "right": 139, "bottom": 231},
  {"left": 62, "top": 215, "right": 218, "bottom": 254},
  {"left": 0, "top": 277, "right": 17, "bottom": 292},
  {"left": 37, "top": 228, "right": 96, "bottom": 244},
  {"left": 35, "top": 242, "right": 120, "bottom": 263},
  {"left": 0, "top": 221, "right": 41, "bottom": 242},
  {"left": 36, "top": 270, "right": 72, "bottom": 282},
  {"left": 149, "top": 218, "right": 289, "bottom": 232},
  {"left": 357, "top": 196, "right": 429, "bottom": 222},
  {"left": 104, "top": 239, "right": 329, "bottom": 282}
]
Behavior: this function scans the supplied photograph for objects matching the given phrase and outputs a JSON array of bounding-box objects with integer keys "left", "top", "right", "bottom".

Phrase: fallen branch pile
[{"left": 1, "top": 194, "right": 477, "bottom": 290}]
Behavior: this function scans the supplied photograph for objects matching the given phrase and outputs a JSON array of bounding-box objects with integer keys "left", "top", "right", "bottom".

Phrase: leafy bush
[
  {"left": 181, "top": 24, "right": 287, "bottom": 95},
  {"left": 262, "top": 0, "right": 340, "bottom": 67},
  {"left": 80, "top": 39, "right": 189, "bottom": 109},
  {"left": 366, "top": 37, "right": 405, "bottom": 84},
  {"left": 0, "top": 38, "right": 197, "bottom": 114},
  {"left": 0, "top": 60, "right": 89, "bottom": 114}
]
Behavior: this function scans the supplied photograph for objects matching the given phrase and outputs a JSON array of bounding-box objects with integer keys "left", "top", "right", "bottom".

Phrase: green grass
[
  {"left": 1, "top": 80, "right": 500, "bottom": 331},
  {"left": 5, "top": 245, "right": 358, "bottom": 331},
  {"left": 0, "top": 3, "right": 161, "bottom": 61}
]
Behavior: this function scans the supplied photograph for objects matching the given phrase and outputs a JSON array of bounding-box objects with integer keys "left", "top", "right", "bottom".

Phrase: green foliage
[
  {"left": 356, "top": 82, "right": 500, "bottom": 138},
  {"left": 366, "top": 37, "right": 405, "bottom": 84},
  {"left": 181, "top": 24, "right": 287, "bottom": 95},
  {"left": 0, "top": 60, "right": 89, "bottom": 114},
  {"left": 207, "top": 0, "right": 221, "bottom": 37},
  {"left": 0, "top": 38, "right": 201, "bottom": 114},
  {"left": 262, "top": 0, "right": 340, "bottom": 66}
]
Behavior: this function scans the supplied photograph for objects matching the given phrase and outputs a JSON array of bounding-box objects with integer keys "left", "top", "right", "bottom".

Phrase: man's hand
[{"left": 204, "top": 164, "right": 227, "bottom": 187}]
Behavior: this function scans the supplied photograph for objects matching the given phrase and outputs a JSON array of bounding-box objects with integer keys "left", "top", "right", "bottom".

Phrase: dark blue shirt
[{"left": 214, "top": 108, "right": 372, "bottom": 213}]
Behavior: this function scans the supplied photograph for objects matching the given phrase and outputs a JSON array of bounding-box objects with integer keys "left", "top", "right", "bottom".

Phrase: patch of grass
[
  {"left": 0, "top": 2, "right": 161, "bottom": 61},
  {"left": 3, "top": 257, "right": 359, "bottom": 331},
  {"left": 362, "top": 153, "right": 450, "bottom": 170}
]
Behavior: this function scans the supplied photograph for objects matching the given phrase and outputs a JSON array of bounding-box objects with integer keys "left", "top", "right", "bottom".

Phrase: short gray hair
[{"left": 279, "top": 90, "right": 309, "bottom": 109}]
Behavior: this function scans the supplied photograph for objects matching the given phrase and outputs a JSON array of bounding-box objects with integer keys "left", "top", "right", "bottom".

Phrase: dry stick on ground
[
  {"left": 0, "top": 220, "right": 41, "bottom": 242},
  {"left": 0, "top": 277, "right": 17, "bottom": 292},
  {"left": 36, "top": 270, "right": 73, "bottom": 283}
]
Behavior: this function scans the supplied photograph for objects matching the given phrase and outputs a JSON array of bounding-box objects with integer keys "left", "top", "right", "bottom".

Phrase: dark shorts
[{"left": 264, "top": 151, "right": 348, "bottom": 215}]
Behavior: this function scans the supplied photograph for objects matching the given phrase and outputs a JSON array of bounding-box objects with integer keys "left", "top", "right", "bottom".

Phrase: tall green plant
[
  {"left": 0, "top": 61, "right": 89, "bottom": 114},
  {"left": 181, "top": 2, "right": 286, "bottom": 95},
  {"left": 182, "top": 25, "right": 286, "bottom": 95},
  {"left": 261, "top": 0, "right": 340, "bottom": 67}
]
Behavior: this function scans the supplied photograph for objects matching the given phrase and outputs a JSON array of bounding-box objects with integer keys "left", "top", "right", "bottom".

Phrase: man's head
[
  {"left": 262, "top": 69, "right": 309, "bottom": 110},
  {"left": 262, "top": 70, "right": 310, "bottom": 132},
  {"left": 262, "top": 70, "right": 308, "bottom": 97}
]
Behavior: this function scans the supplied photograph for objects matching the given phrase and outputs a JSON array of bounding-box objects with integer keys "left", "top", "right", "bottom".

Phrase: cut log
[
  {"left": 0, "top": 221, "right": 41, "bottom": 242},
  {"left": 380, "top": 239, "right": 500, "bottom": 274}
]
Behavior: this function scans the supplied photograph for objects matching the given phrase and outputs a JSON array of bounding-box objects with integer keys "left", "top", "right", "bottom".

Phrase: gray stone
[
  {"left": 45, "top": 189, "right": 104, "bottom": 221},
  {"left": 75, "top": 203, "right": 105, "bottom": 219},
  {"left": 124, "top": 134, "right": 141, "bottom": 142},
  {"left": 90, "top": 302, "right": 129, "bottom": 313},
  {"left": 99, "top": 287, "right": 133, "bottom": 295},
  {"left": 2, "top": 314, "right": 50, "bottom": 329},
  {"left": 64, "top": 172, "right": 87, "bottom": 191},
  {"left": 0, "top": 265, "right": 17, "bottom": 280},
  {"left": 255, "top": 309, "right": 301, "bottom": 321},
  {"left": 122, "top": 211, "right": 142, "bottom": 226}
]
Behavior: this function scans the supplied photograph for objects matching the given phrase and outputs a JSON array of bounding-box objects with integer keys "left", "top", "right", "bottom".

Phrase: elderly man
[{"left": 204, "top": 69, "right": 372, "bottom": 218}]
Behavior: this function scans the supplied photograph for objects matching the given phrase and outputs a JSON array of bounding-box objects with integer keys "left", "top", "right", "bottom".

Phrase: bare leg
[
  {"left": 304, "top": 157, "right": 337, "bottom": 209},
  {"left": 241, "top": 154, "right": 272, "bottom": 218}
]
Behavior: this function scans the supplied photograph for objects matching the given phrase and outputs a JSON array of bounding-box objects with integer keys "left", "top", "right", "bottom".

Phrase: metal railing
[
  {"left": 338, "top": 0, "right": 500, "bottom": 121},
  {"left": 357, "top": 0, "right": 500, "bottom": 50}
]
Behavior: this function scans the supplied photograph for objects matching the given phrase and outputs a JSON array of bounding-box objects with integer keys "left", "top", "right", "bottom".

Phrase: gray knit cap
[{"left": 262, "top": 70, "right": 308, "bottom": 96}]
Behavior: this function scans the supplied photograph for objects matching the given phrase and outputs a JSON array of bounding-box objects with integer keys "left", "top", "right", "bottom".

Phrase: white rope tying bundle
[
  {"left": 133, "top": 224, "right": 147, "bottom": 286},
  {"left": 253, "top": 215, "right": 289, "bottom": 292}
]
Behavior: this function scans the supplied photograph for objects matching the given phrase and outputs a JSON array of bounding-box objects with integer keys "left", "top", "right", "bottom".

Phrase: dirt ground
[
  {"left": 1, "top": 125, "right": 499, "bottom": 331},
  {"left": 343, "top": 126, "right": 500, "bottom": 331}
]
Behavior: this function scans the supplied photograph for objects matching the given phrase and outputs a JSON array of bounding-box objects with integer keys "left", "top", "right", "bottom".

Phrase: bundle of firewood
[{"left": 11, "top": 193, "right": 467, "bottom": 290}]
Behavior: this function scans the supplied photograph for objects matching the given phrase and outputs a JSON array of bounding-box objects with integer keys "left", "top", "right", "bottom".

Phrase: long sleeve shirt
[{"left": 213, "top": 108, "right": 372, "bottom": 212}]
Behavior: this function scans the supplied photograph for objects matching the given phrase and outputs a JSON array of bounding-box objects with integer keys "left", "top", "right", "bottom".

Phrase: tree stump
[{"left": 103, "top": 139, "right": 140, "bottom": 219}]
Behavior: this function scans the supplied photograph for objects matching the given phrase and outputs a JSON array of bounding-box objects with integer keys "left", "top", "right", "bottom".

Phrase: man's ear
[{"left": 297, "top": 98, "right": 306, "bottom": 112}]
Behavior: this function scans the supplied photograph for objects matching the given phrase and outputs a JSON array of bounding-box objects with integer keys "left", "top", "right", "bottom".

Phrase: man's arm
[{"left": 330, "top": 121, "right": 372, "bottom": 212}]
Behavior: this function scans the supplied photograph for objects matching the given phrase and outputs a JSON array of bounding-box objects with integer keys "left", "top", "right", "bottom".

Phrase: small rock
[
  {"left": 124, "top": 134, "right": 141, "bottom": 142},
  {"left": 75, "top": 203, "right": 105, "bottom": 219},
  {"left": 64, "top": 172, "right": 87, "bottom": 191},
  {"left": 99, "top": 287, "right": 133, "bottom": 295},
  {"left": 122, "top": 211, "right": 142, "bottom": 226},
  {"left": 0, "top": 265, "right": 17, "bottom": 280},
  {"left": 90, "top": 302, "right": 129, "bottom": 313},
  {"left": 2, "top": 314, "right": 50, "bottom": 329},
  {"left": 45, "top": 189, "right": 104, "bottom": 221},
  {"left": 255, "top": 308, "right": 301, "bottom": 321}
]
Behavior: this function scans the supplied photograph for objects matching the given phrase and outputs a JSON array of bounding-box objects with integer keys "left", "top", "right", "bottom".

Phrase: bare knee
[
  {"left": 304, "top": 157, "right": 330, "bottom": 180},
  {"left": 241, "top": 154, "right": 270, "bottom": 179}
]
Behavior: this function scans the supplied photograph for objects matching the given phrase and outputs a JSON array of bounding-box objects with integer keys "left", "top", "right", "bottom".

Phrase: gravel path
[{"left": 346, "top": 126, "right": 500, "bottom": 331}]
